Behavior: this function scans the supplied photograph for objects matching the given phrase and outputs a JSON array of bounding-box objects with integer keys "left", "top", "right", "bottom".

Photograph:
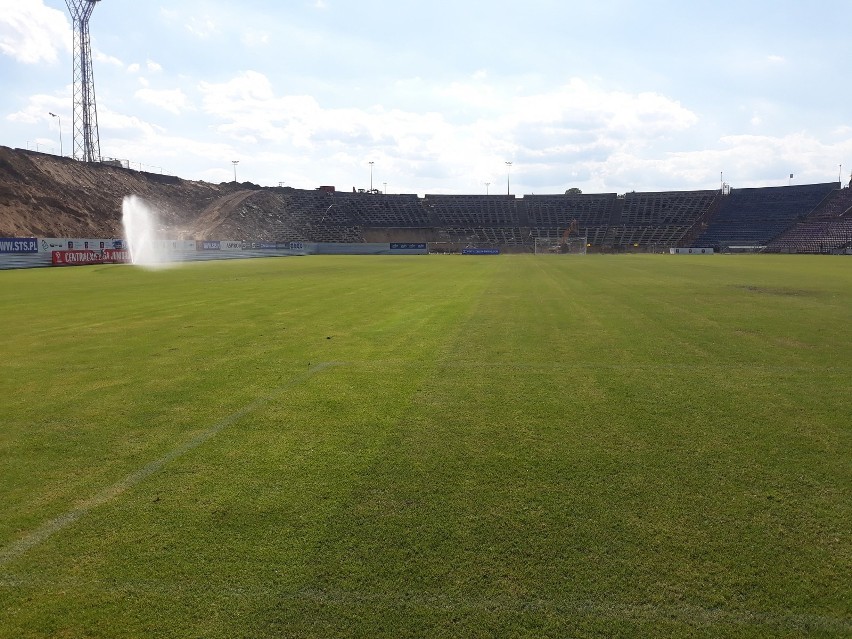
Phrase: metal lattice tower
[{"left": 66, "top": 0, "right": 102, "bottom": 162}]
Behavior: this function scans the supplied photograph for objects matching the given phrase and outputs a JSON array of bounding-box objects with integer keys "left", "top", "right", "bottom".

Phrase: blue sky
[{"left": 1, "top": 0, "right": 850, "bottom": 195}]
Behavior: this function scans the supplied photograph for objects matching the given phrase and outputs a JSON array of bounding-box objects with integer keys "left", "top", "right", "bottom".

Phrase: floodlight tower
[{"left": 66, "top": 0, "right": 102, "bottom": 162}]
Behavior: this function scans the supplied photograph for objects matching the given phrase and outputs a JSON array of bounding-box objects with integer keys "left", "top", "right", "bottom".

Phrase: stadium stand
[
  {"left": 330, "top": 191, "right": 430, "bottom": 227},
  {"left": 235, "top": 181, "right": 849, "bottom": 253},
  {"left": 525, "top": 193, "right": 616, "bottom": 246},
  {"left": 765, "top": 187, "right": 852, "bottom": 253},
  {"left": 425, "top": 194, "right": 522, "bottom": 227},
  {"left": 696, "top": 182, "right": 837, "bottom": 250},
  {"left": 602, "top": 190, "right": 718, "bottom": 250},
  {"left": 525, "top": 193, "right": 617, "bottom": 227},
  {"left": 621, "top": 190, "right": 717, "bottom": 225},
  {"left": 439, "top": 226, "right": 528, "bottom": 246}
]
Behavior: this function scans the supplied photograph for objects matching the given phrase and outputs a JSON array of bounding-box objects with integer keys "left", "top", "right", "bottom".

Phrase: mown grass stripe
[{"left": 0, "top": 362, "right": 342, "bottom": 569}]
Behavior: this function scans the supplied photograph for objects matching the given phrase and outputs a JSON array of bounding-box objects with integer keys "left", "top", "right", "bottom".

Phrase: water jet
[{"left": 121, "top": 195, "right": 175, "bottom": 269}]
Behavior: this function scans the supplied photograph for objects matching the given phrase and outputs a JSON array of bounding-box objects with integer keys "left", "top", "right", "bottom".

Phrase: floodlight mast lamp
[
  {"left": 49, "top": 112, "right": 63, "bottom": 157},
  {"left": 65, "top": 0, "right": 102, "bottom": 163}
]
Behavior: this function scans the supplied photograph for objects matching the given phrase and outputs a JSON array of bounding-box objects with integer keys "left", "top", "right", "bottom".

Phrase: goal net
[{"left": 534, "top": 236, "right": 587, "bottom": 255}]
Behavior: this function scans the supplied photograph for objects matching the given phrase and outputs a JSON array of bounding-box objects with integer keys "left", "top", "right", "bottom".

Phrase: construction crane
[{"left": 560, "top": 219, "right": 579, "bottom": 250}]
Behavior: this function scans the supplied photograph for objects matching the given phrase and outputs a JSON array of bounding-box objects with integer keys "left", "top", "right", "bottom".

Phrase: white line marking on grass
[{"left": 0, "top": 362, "right": 343, "bottom": 568}]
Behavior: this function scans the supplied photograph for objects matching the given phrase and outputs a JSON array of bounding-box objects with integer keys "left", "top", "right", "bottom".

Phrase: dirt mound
[{"left": 0, "top": 146, "right": 271, "bottom": 239}]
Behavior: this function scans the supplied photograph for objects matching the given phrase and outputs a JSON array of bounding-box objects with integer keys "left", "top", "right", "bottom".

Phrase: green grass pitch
[{"left": 0, "top": 254, "right": 849, "bottom": 638}]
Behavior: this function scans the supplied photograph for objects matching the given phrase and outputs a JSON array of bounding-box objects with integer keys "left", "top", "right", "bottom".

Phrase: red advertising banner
[{"left": 52, "top": 249, "right": 132, "bottom": 266}]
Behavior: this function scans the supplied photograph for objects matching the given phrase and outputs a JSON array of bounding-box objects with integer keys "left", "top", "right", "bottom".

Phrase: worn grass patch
[
  {"left": 0, "top": 254, "right": 850, "bottom": 638},
  {"left": 735, "top": 284, "right": 821, "bottom": 297}
]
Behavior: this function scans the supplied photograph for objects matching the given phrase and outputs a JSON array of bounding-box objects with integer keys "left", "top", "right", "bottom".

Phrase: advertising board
[
  {"left": 390, "top": 242, "right": 427, "bottom": 250},
  {"left": 0, "top": 238, "right": 38, "bottom": 253},
  {"left": 462, "top": 248, "right": 500, "bottom": 255},
  {"left": 52, "top": 249, "right": 131, "bottom": 266},
  {"left": 670, "top": 248, "right": 714, "bottom": 255}
]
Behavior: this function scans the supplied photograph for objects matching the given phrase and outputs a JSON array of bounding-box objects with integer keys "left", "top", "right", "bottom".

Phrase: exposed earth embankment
[{"left": 0, "top": 146, "right": 271, "bottom": 239}]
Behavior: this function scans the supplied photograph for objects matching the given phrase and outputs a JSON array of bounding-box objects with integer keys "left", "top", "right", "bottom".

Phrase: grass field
[{"left": 0, "top": 254, "right": 850, "bottom": 638}]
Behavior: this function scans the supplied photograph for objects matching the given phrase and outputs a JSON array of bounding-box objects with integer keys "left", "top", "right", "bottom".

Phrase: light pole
[
  {"left": 232, "top": 160, "right": 239, "bottom": 183},
  {"left": 369, "top": 161, "right": 374, "bottom": 192},
  {"left": 485, "top": 182, "right": 490, "bottom": 195},
  {"left": 383, "top": 182, "right": 387, "bottom": 194},
  {"left": 49, "top": 112, "right": 63, "bottom": 157},
  {"left": 505, "top": 161, "right": 512, "bottom": 195}
]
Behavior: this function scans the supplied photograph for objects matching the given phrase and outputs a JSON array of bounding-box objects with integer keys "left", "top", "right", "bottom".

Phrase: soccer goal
[{"left": 534, "top": 236, "right": 588, "bottom": 254}]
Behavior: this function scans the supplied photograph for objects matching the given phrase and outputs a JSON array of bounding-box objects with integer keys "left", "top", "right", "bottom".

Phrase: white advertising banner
[
  {"left": 40, "top": 237, "right": 125, "bottom": 252},
  {"left": 670, "top": 247, "right": 714, "bottom": 255}
]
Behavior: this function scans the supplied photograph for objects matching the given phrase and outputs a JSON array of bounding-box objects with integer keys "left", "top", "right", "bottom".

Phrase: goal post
[{"left": 534, "top": 236, "right": 588, "bottom": 254}]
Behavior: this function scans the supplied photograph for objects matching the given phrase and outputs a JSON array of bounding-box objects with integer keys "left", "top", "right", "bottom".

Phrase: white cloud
[
  {"left": 97, "top": 108, "right": 163, "bottom": 137},
  {"left": 127, "top": 59, "right": 163, "bottom": 73},
  {"left": 767, "top": 54, "right": 785, "bottom": 64},
  {"left": 507, "top": 79, "right": 698, "bottom": 142},
  {"left": 241, "top": 30, "right": 270, "bottom": 47},
  {"left": 0, "top": 0, "right": 71, "bottom": 64},
  {"left": 625, "top": 132, "right": 852, "bottom": 191},
  {"left": 13, "top": 64, "right": 841, "bottom": 193},
  {"left": 94, "top": 106, "right": 238, "bottom": 174},
  {"left": 199, "top": 73, "right": 697, "bottom": 155},
  {"left": 159, "top": 8, "right": 179, "bottom": 24},
  {"left": 200, "top": 71, "right": 275, "bottom": 107},
  {"left": 134, "top": 88, "right": 192, "bottom": 115},
  {"left": 192, "top": 71, "right": 709, "bottom": 192},
  {"left": 5, "top": 90, "right": 68, "bottom": 125},
  {"left": 312, "top": 1, "right": 328, "bottom": 9},
  {"left": 186, "top": 16, "right": 217, "bottom": 39},
  {"left": 94, "top": 50, "right": 124, "bottom": 67}
]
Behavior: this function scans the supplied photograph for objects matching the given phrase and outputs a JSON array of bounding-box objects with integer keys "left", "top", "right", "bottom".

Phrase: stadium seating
[
  {"left": 525, "top": 193, "right": 616, "bottom": 245},
  {"left": 330, "top": 192, "right": 430, "bottom": 227},
  {"left": 621, "top": 190, "right": 717, "bottom": 225},
  {"left": 525, "top": 193, "right": 617, "bottom": 227},
  {"left": 253, "top": 182, "right": 849, "bottom": 252},
  {"left": 765, "top": 187, "right": 852, "bottom": 253},
  {"left": 764, "top": 218, "right": 852, "bottom": 253},
  {"left": 425, "top": 195, "right": 522, "bottom": 227},
  {"left": 696, "top": 183, "right": 837, "bottom": 249},
  {"left": 439, "top": 226, "right": 528, "bottom": 246}
]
